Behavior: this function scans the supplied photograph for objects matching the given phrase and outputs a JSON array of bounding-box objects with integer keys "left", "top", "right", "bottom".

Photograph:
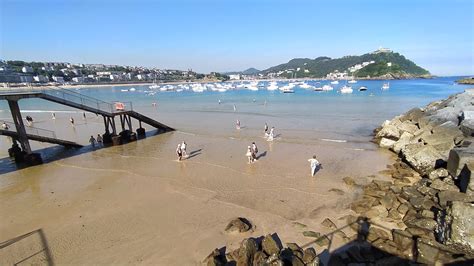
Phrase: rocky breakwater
[{"left": 369, "top": 88, "right": 474, "bottom": 263}]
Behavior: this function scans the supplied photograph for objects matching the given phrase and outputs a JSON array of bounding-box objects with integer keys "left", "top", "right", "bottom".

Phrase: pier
[{"left": 0, "top": 87, "right": 174, "bottom": 165}]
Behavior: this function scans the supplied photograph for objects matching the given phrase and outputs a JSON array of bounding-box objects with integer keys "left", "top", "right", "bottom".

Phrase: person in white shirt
[
  {"left": 308, "top": 155, "right": 321, "bottom": 177},
  {"left": 180, "top": 141, "right": 187, "bottom": 157}
]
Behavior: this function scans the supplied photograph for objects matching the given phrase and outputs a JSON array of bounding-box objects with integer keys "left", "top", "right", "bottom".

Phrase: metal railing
[
  {"left": 0, "top": 86, "right": 133, "bottom": 114},
  {"left": 1, "top": 121, "right": 57, "bottom": 139}
]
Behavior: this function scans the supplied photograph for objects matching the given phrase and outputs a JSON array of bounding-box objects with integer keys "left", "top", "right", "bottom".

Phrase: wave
[{"left": 320, "top": 138, "right": 347, "bottom": 143}]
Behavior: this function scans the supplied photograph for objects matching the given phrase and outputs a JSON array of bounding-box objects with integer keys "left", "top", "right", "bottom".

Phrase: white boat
[
  {"left": 348, "top": 79, "right": 357, "bottom": 84},
  {"left": 149, "top": 83, "right": 160, "bottom": 89},
  {"left": 299, "top": 82, "right": 312, "bottom": 89},
  {"left": 330, "top": 80, "right": 339, "bottom": 85},
  {"left": 358, "top": 86, "right": 368, "bottom": 91},
  {"left": 121, "top": 89, "right": 129, "bottom": 92},
  {"left": 322, "top": 85, "right": 334, "bottom": 91},
  {"left": 382, "top": 82, "right": 390, "bottom": 90},
  {"left": 267, "top": 82, "right": 279, "bottom": 91},
  {"left": 280, "top": 85, "right": 295, "bottom": 93},
  {"left": 314, "top": 87, "right": 323, "bottom": 91},
  {"left": 129, "top": 88, "right": 136, "bottom": 91},
  {"left": 340, "top": 85, "right": 353, "bottom": 94}
]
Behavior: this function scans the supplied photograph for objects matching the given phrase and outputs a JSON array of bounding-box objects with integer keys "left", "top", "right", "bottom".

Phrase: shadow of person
[
  {"left": 256, "top": 151, "right": 267, "bottom": 160},
  {"left": 186, "top": 149, "right": 202, "bottom": 159}
]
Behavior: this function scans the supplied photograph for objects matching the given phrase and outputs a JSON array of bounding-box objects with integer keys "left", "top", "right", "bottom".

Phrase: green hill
[{"left": 261, "top": 50, "right": 430, "bottom": 79}]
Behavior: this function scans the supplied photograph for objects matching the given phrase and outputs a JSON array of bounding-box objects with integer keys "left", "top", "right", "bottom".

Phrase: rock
[
  {"left": 392, "top": 132, "right": 415, "bottom": 153},
  {"left": 406, "top": 227, "right": 433, "bottom": 238},
  {"left": 401, "top": 186, "right": 423, "bottom": 200},
  {"left": 437, "top": 190, "right": 474, "bottom": 207},
  {"left": 428, "top": 168, "right": 449, "bottom": 180},
  {"left": 420, "top": 210, "right": 435, "bottom": 219},
  {"left": 398, "top": 121, "right": 419, "bottom": 135},
  {"left": 342, "top": 176, "right": 355, "bottom": 186},
  {"left": 379, "top": 192, "right": 398, "bottom": 210},
  {"left": 405, "top": 107, "right": 425, "bottom": 123},
  {"left": 380, "top": 137, "right": 397, "bottom": 148},
  {"left": 290, "top": 255, "right": 305, "bottom": 266},
  {"left": 262, "top": 234, "right": 281, "bottom": 256},
  {"left": 416, "top": 237, "right": 460, "bottom": 264},
  {"left": 376, "top": 124, "right": 401, "bottom": 140},
  {"left": 392, "top": 229, "right": 414, "bottom": 251},
  {"left": 444, "top": 201, "right": 474, "bottom": 250},
  {"left": 405, "top": 218, "right": 437, "bottom": 231},
  {"left": 302, "top": 248, "right": 317, "bottom": 264},
  {"left": 397, "top": 203, "right": 410, "bottom": 217},
  {"left": 252, "top": 251, "right": 268, "bottom": 266},
  {"left": 447, "top": 147, "right": 474, "bottom": 177},
  {"left": 366, "top": 205, "right": 388, "bottom": 219},
  {"left": 204, "top": 248, "right": 226, "bottom": 266},
  {"left": 460, "top": 119, "right": 474, "bottom": 137},
  {"left": 367, "top": 227, "right": 391, "bottom": 242},
  {"left": 402, "top": 143, "right": 446, "bottom": 176},
  {"left": 321, "top": 218, "right": 337, "bottom": 229},
  {"left": 265, "top": 254, "right": 283, "bottom": 266},
  {"left": 238, "top": 238, "right": 258, "bottom": 264},
  {"left": 373, "top": 179, "right": 393, "bottom": 191},
  {"left": 314, "top": 235, "right": 330, "bottom": 246},
  {"left": 429, "top": 178, "right": 459, "bottom": 191},
  {"left": 225, "top": 217, "right": 253, "bottom": 233},
  {"left": 459, "top": 162, "right": 474, "bottom": 194},
  {"left": 302, "top": 231, "right": 320, "bottom": 238},
  {"left": 350, "top": 197, "right": 376, "bottom": 213},
  {"left": 461, "top": 110, "right": 474, "bottom": 121}
]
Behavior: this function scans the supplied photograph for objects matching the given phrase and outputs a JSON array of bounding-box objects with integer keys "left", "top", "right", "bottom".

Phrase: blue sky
[{"left": 1, "top": 0, "right": 473, "bottom": 75}]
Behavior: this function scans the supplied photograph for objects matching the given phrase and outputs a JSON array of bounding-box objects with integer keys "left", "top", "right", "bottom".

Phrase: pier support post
[
  {"left": 136, "top": 120, "right": 146, "bottom": 137},
  {"left": 7, "top": 99, "right": 32, "bottom": 154}
]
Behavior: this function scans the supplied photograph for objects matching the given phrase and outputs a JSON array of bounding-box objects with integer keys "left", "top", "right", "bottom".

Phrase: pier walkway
[{"left": 0, "top": 87, "right": 174, "bottom": 164}]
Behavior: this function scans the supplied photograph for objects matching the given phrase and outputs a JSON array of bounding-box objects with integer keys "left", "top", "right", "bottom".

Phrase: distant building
[
  {"left": 387, "top": 62, "right": 392, "bottom": 67},
  {"left": 33, "top": 75, "right": 49, "bottom": 83},
  {"left": 229, "top": 74, "right": 241, "bottom": 80},
  {"left": 0, "top": 73, "right": 33, "bottom": 83},
  {"left": 22, "top": 66, "right": 33, "bottom": 73},
  {"left": 52, "top": 76, "right": 65, "bottom": 83},
  {"left": 373, "top": 47, "right": 392, "bottom": 54},
  {"left": 72, "top": 77, "right": 85, "bottom": 83},
  {"left": 136, "top": 74, "right": 146, "bottom": 80}
]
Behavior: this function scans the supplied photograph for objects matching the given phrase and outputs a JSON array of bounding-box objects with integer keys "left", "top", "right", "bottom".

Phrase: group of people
[
  {"left": 176, "top": 141, "right": 187, "bottom": 161},
  {"left": 245, "top": 142, "right": 259, "bottom": 163},
  {"left": 89, "top": 134, "right": 104, "bottom": 147}
]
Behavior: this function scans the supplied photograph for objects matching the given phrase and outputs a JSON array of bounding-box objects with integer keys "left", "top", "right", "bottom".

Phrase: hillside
[
  {"left": 261, "top": 49, "right": 430, "bottom": 79},
  {"left": 224, "top": 67, "right": 260, "bottom": 75}
]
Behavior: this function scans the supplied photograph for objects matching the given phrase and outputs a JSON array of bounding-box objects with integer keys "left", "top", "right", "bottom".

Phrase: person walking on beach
[
  {"left": 176, "top": 143, "right": 183, "bottom": 161},
  {"left": 246, "top": 146, "right": 253, "bottom": 164},
  {"left": 180, "top": 141, "right": 187, "bottom": 157},
  {"left": 267, "top": 127, "right": 274, "bottom": 141},
  {"left": 70, "top": 117, "right": 75, "bottom": 126},
  {"left": 89, "top": 135, "right": 97, "bottom": 147},
  {"left": 233, "top": 104, "right": 237, "bottom": 112},
  {"left": 97, "top": 134, "right": 103, "bottom": 146},
  {"left": 83, "top": 112, "right": 86, "bottom": 120},
  {"left": 236, "top": 119, "right": 241, "bottom": 130},
  {"left": 251, "top": 142, "right": 258, "bottom": 161},
  {"left": 264, "top": 123, "right": 268, "bottom": 135},
  {"left": 52, "top": 112, "right": 56, "bottom": 120},
  {"left": 308, "top": 155, "right": 321, "bottom": 177},
  {"left": 2, "top": 122, "right": 9, "bottom": 130}
]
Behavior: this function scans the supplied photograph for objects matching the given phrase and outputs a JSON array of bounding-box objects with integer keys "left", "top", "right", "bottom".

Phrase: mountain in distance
[
  {"left": 224, "top": 67, "right": 260, "bottom": 75},
  {"left": 260, "top": 48, "right": 430, "bottom": 79}
]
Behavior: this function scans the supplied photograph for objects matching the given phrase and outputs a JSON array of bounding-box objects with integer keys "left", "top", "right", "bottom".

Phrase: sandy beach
[{"left": 0, "top": 118, "right": 393, "bottom": 264}]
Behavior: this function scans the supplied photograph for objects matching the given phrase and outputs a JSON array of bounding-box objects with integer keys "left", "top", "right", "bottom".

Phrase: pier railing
[
  {"left": 1, "top": 121, "right": 57, "bottom": 139},
  {"left": 0, "top": 87, "right": 133, "bottom": 114}
]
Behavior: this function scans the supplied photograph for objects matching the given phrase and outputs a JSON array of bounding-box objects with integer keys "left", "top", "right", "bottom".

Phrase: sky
[{"left": 1, "top": 0, "right": 473, "bottom": 75}]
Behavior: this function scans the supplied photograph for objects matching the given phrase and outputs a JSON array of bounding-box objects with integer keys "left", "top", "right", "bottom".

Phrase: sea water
[{"left": 0, "top": 77, "right": 469, "bottom": 153}]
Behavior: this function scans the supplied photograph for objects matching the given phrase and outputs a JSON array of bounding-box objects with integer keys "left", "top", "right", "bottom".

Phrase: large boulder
[
  {"left": 447, "top": 147, "right": 474, "bottom": 177},
  {"left": 460, "top": 119, "right": 474, "bottom": 137},
  {"left": 444, "top": 201, "right": 474, "bottom": 251},
  {"left": 428, "top": 168, "right": 449, "bottom": 180},
  {"left": 376, "top": 124, "right": 401, "bottom": 140},
  {"left": 380, "top": 138, "right": 397, "bottom": 149},
  {"left": 398, "top": 121, "right": 419, "bottom": 135},
  {"left": 429, "top": 179, "right": 459, "bottom": 192},
  {"left": 225, "top": 217, "right": 253, "bottom": 234},
  {"left": 459, "top": 162, "right": 474, "bottom": 194},
  {"left": 402, "top": 143, "right": 444, "bottom": 176},
  {"left": 437, "top": 190, "right": 474, "bottom": 207},
  {"left": 262, "top": 234, "right": 281, "bottom": 256},
  {"left": 237, "top": 238, "right": 258, "bottom": 264},
  {"left": 392, "top": 132, "right": 415, "bottom": 153}
]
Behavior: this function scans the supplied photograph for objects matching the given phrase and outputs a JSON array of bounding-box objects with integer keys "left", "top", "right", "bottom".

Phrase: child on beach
[
  {"left": 246, "top": 146, "right": 253, "bottom": 164},
  {"left": 70, "top": 117, "right": 75, "bottom": 126},
  {"left": 176, "top": 144, "right": 183, "bottom": 161},
  {"left": 251, "top": 142, "right": 258, "bottom": 161},
  {"left": 264, "top": 123, "right": 268, "bottom": 135},
  {"left": 97, "top": 134, "right": 103, "bottom": 146},
  {"left": 236, "top": 119, "right": 241, "bottom": 130},
  {"left": 52, "top": 112, "right": 56, "bottom": 120},
  {"left": 267, "top": 127, "right": 274, "bottom": 141},
  {"left": 180, "top": 141, "right": 187, "bottom": 157},
  {"left": 308, "top": 155, "right": 321, "bottom": 177},
  {"left": 89, "top": 135, "right": 96, "bottom": 147}
]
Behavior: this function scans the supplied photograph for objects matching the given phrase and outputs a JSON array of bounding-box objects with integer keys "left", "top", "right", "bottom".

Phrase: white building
[
  {"left": 229, "top": 74, "right": 241, "bottom": 80},
  {"left": 52, "top": 76, "right": 65, "bottom": 83},
  {"left": 22, "top": 66, "right": 33, "bottom": 73},
  {"left": 72, "top": 77, "right": 85, "bottom": 83},
  {"left": 136, "top": 74, "right": 146, "bottom": 80},
  {"left": 33, "top": 75, "right": 49, "bottom": 83}
]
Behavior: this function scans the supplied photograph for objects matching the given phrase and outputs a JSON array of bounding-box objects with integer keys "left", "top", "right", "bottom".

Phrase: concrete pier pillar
[{"left": 7, "top": 99, "right": 31, "bottom": 154}]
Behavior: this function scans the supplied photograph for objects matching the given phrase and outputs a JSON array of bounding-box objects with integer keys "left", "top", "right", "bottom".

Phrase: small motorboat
[
  {"left": 322, "top": 85, "right": 333, "bottom": 91},
  {"left": 330, "top": 80, "right": 339, "bottom": 85},
  {"left": 314, "top": 87, "right": 323, "bottom": 91},
  {"left": 358, "top": 86, "right": 368, "bottom": 91},
  {"left": 129, "top": 87, "right": 136, "bottom": 91},
  {"left": 340, "top": 85, "right": 353, "bottom": 94},
  {"left": 348, "top": 79, "right": 357, "bottom": 84},
  {"left": 381, "top": 82, "right": 390, "bottom": 90}
]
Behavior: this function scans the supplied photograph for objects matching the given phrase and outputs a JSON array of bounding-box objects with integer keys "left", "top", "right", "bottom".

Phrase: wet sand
[{"left": 0, "top": 116, "right": 393, "bottom": 264}]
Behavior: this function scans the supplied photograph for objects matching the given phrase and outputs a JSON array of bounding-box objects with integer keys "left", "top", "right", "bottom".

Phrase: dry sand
[{"left": 0, "top": 121, "right": 393, "bottom": 264}]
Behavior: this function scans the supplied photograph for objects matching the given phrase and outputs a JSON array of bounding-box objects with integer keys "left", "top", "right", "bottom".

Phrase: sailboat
[
  {"left": 330, "top": 80, "right": 339, "bottom": 85},
  {"left": 381, "top": 82, "right": 390, "bottom": 90}
]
